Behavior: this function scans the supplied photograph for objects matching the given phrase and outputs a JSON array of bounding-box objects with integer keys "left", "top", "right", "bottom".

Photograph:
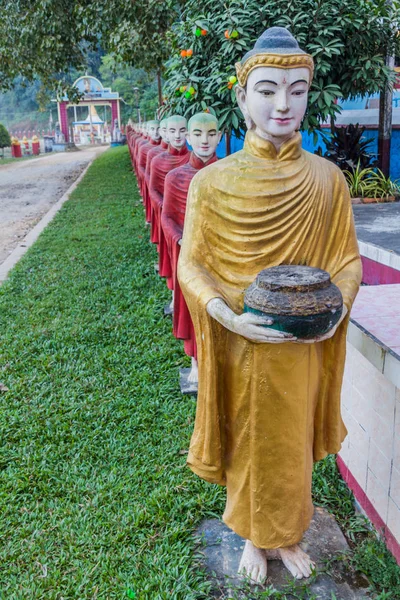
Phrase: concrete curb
[{"left": 0, "top": 153, "right": 97, "bottom": 284}]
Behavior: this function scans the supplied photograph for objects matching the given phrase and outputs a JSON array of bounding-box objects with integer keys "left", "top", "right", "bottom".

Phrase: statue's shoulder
[
  {"left": 153, "top": 150, "right": 169, "bottom": 163},
  {"left": 190, "top": 151, "right": 245, "bottom": 189},
  {"left": 302, "top": 149, "right": 343, "bottom": 176}
]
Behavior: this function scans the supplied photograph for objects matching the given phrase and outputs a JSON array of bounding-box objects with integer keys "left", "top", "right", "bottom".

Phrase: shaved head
[{"left": 188, "top": 112, "right": 219, "bottom": 131}]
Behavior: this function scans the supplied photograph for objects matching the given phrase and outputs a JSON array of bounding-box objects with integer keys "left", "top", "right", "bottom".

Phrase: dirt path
[{"left": 0, "top": 146, "right": 107, "bottom": 265}]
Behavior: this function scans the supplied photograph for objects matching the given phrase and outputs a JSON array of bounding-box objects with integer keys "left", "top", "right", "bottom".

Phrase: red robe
[
  {"left": 128, "top": 132, "right": 140, "bottom": 165},
  {"left": 149, "top": 145, "right": 189, "bottom": 251},
  {"left": 143, "top": 140, "right": 169, "bottom": 223},
  {"left": 137, "top": 139, "right": 155, "bottom": 192},
  {"left": 134, "top": 135, "right": 148, "bottom": 177},
  {"left": 161, "top": 152, "right": 218, "bottom": 358}
]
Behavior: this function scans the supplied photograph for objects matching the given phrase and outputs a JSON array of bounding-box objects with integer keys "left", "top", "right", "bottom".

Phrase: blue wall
[
  {"left": 216, "top": 129, "right": 400, "bottom": 180},
  {"left": 339, "top": 92, "right": 400, "bottom": 110}
]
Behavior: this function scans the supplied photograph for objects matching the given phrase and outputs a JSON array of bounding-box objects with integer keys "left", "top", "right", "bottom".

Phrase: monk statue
[
  {"left": 162, "top": 113, "right": 221, "bottom": 386},
  {"left": 143, "top": 119, "right": 169, "bottom": 224},
  {"left": 178, "top": 27, "right": 361, "bottom": 583},
  {"left": 137, "top": 120, "right": 160, "bottom": 200},
  {"left": 112, "top": 118, "right": 122, "bottom": 143},
  {"left": 133, "top": 123, "right": 147, "bottom": 179},
  {"left": 149, "top": 115, "right": 189, "bottom": 267}
]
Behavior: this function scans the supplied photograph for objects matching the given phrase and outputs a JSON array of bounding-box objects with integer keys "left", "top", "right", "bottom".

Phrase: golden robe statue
[{"left": 178, "top": 129, "right": 362, "bottom": 549}]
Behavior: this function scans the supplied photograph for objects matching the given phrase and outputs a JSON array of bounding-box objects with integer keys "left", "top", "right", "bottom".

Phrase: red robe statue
[
  {"left": 161, "top": 152, "right": 218, "bottom": 358},
  {"left": 149, "top": 145, "right": 189, "bottom": 252},
  {"left": 137, "top": 138, "right": 156, "bottom": 193},
  {"left": 134, "top": 135, "right": 148, "bottom": 178},
  {"left": 128, "top": 131, "right": 140, "bottom": 165},
  {"left": 143, "top": 140, "right": 169, "bottom": 223}
]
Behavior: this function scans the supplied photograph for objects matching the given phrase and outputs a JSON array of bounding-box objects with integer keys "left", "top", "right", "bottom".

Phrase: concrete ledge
[
  {"left": 359, "top": 240, "right": 400, "bottom": 272},
  {"left": 348, "top": 320, "right": 400, "bottom": 389},
  {"left": 0, "top": 155, "right": 96, "bottom": 284}
]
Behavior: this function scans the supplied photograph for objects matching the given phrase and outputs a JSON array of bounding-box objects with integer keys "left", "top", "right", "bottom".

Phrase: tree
[
  {"left": 162, "top": 0, "right": 400, "bottom": 139},
  {"left": 98, "top": 55, "right": 159, "bottom": 121},
  {"left": 0, "top": 123, "right": 11, "bottom": 157},
  {"left": 0, "top": 0, "right": 183, "bottom": 101}
]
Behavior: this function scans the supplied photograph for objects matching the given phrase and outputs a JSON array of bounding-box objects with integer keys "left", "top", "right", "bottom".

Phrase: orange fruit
[
  {"left": 224, "top": 30, "right": 230, "bottom": 39},
  {"left": 180, "top": 50, "right": 187, "bottom": 57},
  {"left": 201, "top": 29, "right": 207, "bottom": 36},
  {"left": 187, "top": 49, "right": 193, "bottom": 57}
]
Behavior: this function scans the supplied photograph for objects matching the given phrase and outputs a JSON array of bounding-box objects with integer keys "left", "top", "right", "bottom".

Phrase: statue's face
[
  {"left": 187, "top": 121, "right": 221, "bottom": 162},
  {"left": 236, "top": 66, "right": 309, "bottom": 143},
  {"left": 148, "top": 123, "right": 160, "bottom": 141},
  {"left": 167, "top": 118, "right": 187, "bottom": 149},
  {"left": 159, "top": 124, "right": 168, "bottom": 143}
]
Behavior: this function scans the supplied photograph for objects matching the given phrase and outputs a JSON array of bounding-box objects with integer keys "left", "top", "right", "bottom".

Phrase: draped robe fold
[
  {"left": 134, "top": 136, "right": 148, "bottom": 177},
  {"left": 137, "top": 139, "right": 156, "bottom": 194},
  {"left": 162, "top": 152, "right": 218, "bottom": 358},
  {"left": 127, "top": 131, "right": 139, "bottom": 165},
  {"left": 130, "top": 133, "right": 139, "bottom": 169},
  {"left": 149, "top": 145, "right": 189, "bottom": 252},
  {"left": 144, "top": 140, "right": 169, "bottom": 223},
  {"left": 178, "top": 130, "right": 362, "bottom": 548}
]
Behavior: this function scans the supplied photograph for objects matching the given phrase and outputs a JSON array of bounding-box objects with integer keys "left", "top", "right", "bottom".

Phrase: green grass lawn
[
  {"left": 0, "top": 147, "right": 224, "bottom": 599},
  {"left": 0, "top": 146, "right": 399, "bottom": 599}
]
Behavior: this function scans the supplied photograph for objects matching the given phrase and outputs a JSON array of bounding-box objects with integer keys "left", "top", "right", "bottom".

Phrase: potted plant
[
  {"left": 343, "top": 163, "right": 375, "bottom": 202},
  {"left": 344, "top": 164, "right": 400, "bottom": 203},
  {"left": 362, "top": 169, "right": 400, "bottom": 202}
]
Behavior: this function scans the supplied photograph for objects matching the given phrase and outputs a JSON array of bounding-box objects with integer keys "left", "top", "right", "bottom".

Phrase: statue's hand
[
  {"left": 207, "top": 298, "right": 295, "bottom": 343},
  {"left": 232, "top": 313, "right": 295, "bottom": 343},
  {"left": 295, "top": 305, "right": 348, "bottom": 344}
]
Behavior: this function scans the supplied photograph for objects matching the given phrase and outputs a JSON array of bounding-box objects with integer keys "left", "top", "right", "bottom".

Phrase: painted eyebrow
[
  {"left": 254, "top": 79, "right": 308, "bottom": 88},
  {"left": 290, "top": 79, "right": 308, "bottom": 86},
  {"left": 192, "top": 128, "right": 217, "bottom": 133},
  {"left": 254, "top": 80, "right": 278, "bottom": 87}
]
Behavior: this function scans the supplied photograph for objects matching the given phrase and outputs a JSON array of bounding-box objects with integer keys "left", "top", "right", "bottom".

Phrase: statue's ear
[
  {"left": 217, "top": 131, "right": 223, "bottom": 144},
  {"left": 235, "top": 85, "right": 254, "bottom": 130}
]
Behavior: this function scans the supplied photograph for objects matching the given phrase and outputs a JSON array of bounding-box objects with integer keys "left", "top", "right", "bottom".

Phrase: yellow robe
[{"left": 178, "top": 130, "right": 362, "bottom": 549}]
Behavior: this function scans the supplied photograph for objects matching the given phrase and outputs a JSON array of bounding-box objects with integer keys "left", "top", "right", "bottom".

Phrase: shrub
[
  {"left": 317, "top": 124, "right": 377, "bottom": 172},
  {"left": 0, "top": 123, "right": 11, "bottom": 157}
]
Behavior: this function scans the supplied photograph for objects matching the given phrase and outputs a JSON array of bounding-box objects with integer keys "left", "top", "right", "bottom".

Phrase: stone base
[
  {"left": 52, "top": 143, "right": 68, "bottom": 152},
  {"left": 179, "top": 368, "right": 198, "bottom": 395},
  {"left": 195, "top": 508, "right": 370, "bottom": 599},
  {"left": 164, "top": 304, "right": 173, "bottom": 316}
]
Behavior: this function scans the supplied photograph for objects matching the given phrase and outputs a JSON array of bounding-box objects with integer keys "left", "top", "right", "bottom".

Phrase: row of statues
[
  {"left": 129, "top": 112, "right": 222, "bottom": 386},
  {"left": 126, "top": 27, "right": 362, "bottom": 586}
]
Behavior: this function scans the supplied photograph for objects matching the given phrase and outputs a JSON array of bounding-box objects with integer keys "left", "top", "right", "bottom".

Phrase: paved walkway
[
  {"left": 353, "top": 202, "right": 400, "bottom": 256},
  {"left": 0, "top": 146, "right": 107, "bottom": 265}
]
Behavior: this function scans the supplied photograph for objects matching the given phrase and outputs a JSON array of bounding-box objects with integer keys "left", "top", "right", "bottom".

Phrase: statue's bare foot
[
  {"left": 278, "top": 544, "right": 315, "bottom": 579},
  {"left": 187, "top": 358, "right": 198, "bottom": 384},
  {"left": 169, "top": 291, "right": 174, "bottom": 312},
  {"left": 238, "top": 540, "right": 267, "bottom": 584}
]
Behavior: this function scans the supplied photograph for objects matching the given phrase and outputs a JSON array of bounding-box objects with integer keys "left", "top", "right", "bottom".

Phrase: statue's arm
[
  {"left": 163, "top": 214, "right": 182, "bottom": 244},
  {"left": 149, "top": 164, "right": 164, "bottom": 207},
  {"left": 161, "top": 188, "right": 183, "bottom": 243},
  {"left": 150, "top": 185, "right": 163, "bottom": 208}
]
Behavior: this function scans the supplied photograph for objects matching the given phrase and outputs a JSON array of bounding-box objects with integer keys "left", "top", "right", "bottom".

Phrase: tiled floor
[{"left": 351, "top": 284, "right": 400, "bottom": 355}]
